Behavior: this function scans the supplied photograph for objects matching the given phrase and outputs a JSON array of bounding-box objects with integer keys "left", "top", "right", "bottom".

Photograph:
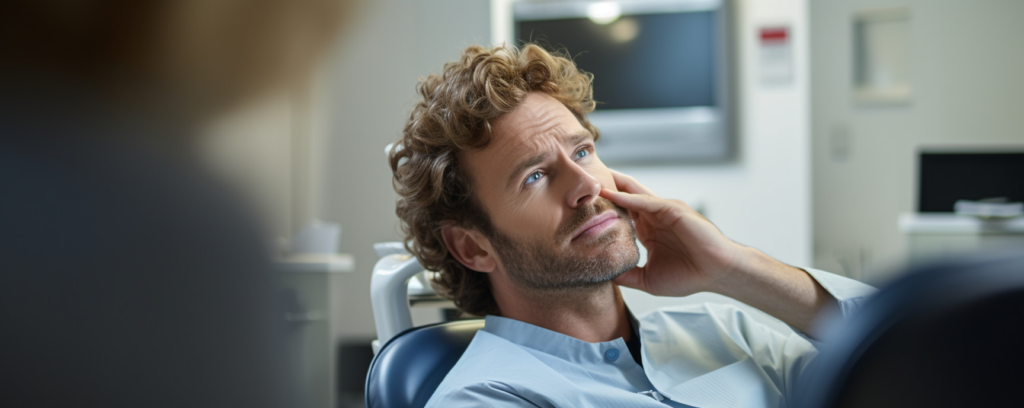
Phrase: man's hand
[
  {"left": 599, "top": 170, "right": 744, "bottom": 297},
  {"left": 600, "top": 170, "right": 836, "bottom": 334}
]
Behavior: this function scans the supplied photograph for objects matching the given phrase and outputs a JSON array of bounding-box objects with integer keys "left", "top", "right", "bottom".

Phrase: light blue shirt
[{"left": 426, "top": 268, "right": 876, "bottom": 407}]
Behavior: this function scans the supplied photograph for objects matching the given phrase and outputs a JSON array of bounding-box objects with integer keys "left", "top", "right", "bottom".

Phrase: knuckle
[{"left": 671, "top": 207, "right": 687, "bottom": 219}]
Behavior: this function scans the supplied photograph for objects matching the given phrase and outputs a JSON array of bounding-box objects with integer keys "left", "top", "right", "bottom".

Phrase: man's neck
[{"left": 493, "top": 279, "right": 632, "bottom": 344}]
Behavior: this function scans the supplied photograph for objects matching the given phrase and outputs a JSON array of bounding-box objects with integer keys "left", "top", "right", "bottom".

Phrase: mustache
[{"left": 554, "top": 197, "right": 630, "bottom": 242}]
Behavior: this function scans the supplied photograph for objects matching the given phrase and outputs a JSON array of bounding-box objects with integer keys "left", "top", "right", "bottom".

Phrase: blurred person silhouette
[
  {"left": 0, "top": 1, "right": 350, "bottom": 407},
  {"left": 796, "top": 252, "right": 1024, "bottom": 408}
]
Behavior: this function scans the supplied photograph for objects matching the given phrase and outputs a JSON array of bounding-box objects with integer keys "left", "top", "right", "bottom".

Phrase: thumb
[{"left": 613, "top": 265, "right": 646, "bottom": 292}]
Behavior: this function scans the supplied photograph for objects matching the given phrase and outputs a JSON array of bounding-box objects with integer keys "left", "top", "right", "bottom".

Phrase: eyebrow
[
  {"left": 506, "top": 153, "right": 549, "bottom": 188},
  {"left": 565, "top": 132, "right": 592, "bottom": 147},
  {"left": 504, "top": 131, "right": 594, "bottom": 188}
]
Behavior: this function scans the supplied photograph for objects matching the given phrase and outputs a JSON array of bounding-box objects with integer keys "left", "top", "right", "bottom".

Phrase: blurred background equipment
[
  {"left": 954, "top": 198, "right": 1023, "bottom": 218},
  {"left": 797, "top": 252, "right": 1024, "bottom": 408},
  {"left": 899, "top": 149, "right": 1024, "bottom": 264},
  {"left": 289, "top": 220, "right": 343, "bottom": 255},
  {"left": 918, "top": 151, "right": 1024, "bottom": 214},
  {"left": 515, "top": 0, "right": 734, "bottom": 163}
]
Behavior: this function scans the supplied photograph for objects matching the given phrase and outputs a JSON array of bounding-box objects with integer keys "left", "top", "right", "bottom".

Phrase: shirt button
[{"left": 604, "top": 348, "right": 620, "bottom": 362}]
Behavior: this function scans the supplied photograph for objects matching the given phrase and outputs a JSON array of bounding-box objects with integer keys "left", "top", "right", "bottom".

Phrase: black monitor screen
[
  {"left": 517, "top": 11, "right": 718, "bottom": 111},
  {"left": 919, "top": 153, "right": 1024, "bottom": 212}
]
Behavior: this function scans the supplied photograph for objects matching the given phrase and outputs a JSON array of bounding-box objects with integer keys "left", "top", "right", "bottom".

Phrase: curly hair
[{"left": 389, "top": 44, "right": 599, "bottom": 317}]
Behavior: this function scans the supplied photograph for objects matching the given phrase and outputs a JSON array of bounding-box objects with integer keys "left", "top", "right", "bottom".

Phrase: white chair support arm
[{"left": 370, "top": 246, "right": 424, "bottom": 353}]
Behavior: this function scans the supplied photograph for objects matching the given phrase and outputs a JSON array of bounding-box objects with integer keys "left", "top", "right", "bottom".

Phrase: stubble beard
[{"left": 489, "top": 199, "right": 641, "bottom": 292}]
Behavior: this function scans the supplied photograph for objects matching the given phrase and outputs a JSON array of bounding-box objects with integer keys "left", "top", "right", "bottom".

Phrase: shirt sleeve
[
  {"left": 426, "top": 381, "right": 542, "bottom": 408},
  {"left": 801, "top": 267, "right": 877, "bottom": 318},
  {"left": 789, "top": 267, "right": 877, "bottom": 346},
  {"left": 734, "top": 268, "right": 876, "bottom": 405}
]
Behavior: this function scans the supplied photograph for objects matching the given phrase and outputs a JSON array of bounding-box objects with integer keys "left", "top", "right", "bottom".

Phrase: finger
[
  {"left": 601, "top": 188, "right": 672, "bottom": 215},
  {"left": 608, "top": 169, "right": 656, "bottom": 196},
  {"left": 613, "top": 265, "right": 646, "bottom": 292}
]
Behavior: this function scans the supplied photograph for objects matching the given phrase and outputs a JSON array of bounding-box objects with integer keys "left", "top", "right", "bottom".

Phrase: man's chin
[
  {"left": 610, "top": 238, "right": 641, "bottom": 275},
  {"left": 584, "top": 230, "right": 641, "bottom": 281}
]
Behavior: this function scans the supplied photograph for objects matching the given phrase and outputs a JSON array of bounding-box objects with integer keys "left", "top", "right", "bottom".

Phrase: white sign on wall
[{"left": 758, "top": 26, "right": 793, "bottom": 86}]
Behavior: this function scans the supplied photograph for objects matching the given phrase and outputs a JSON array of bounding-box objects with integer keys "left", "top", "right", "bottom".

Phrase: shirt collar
[{"left": 482, "top": 306, "right": 641, "bottom": 365}]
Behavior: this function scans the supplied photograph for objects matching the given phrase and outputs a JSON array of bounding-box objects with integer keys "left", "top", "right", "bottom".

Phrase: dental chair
[{"left": 364, "top": 242, "right": 484, "bottom": 408}]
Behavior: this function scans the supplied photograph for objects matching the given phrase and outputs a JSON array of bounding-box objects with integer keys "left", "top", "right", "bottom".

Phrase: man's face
[{"left": 460, "top": 92, "right": 640, "bottom": 290}]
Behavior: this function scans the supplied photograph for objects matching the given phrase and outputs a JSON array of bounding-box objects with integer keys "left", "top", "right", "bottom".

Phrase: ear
[{"left": 441, "top": 224, "right": 497, "bottom": 273}]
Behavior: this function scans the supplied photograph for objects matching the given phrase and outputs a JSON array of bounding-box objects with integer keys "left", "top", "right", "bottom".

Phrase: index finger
[
  {"left": 600, "top": 188, "right": 673, "bottom": 215},
  {"left": 608, "top": 169, "right": 657, "bottom": 196}
]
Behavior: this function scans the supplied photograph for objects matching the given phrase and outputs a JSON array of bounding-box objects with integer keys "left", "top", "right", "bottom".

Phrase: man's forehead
[
  {"left": 491, "top": 92, "right": 583, "bottom": 142},
  {"left": 488, "top": 93, "right": 590, "bottom": 156}
]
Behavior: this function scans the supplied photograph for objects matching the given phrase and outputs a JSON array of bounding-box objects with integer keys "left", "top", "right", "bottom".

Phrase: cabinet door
[{"left": 281, "top": 273, "right": 334, "bottom": 408}]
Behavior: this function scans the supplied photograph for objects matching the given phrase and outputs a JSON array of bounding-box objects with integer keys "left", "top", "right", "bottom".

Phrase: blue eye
[
  {"left": 575, "top": 149, "right": 589, "bottom": 159},
  {"left": 525, "top": 171, "right": 543, "bottom": 185}
]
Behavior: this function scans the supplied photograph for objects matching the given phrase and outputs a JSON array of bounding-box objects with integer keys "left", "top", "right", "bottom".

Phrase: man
[{"left": 390, "top": 44, "right": 875, "bottom": 407}]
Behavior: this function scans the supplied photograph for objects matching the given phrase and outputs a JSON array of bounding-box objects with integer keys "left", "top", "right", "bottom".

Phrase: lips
[{"left": 570, "top": 211, "right": 619, "bottom": 242}]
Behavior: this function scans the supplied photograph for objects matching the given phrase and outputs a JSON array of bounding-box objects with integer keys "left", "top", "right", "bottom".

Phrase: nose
[{"left": 563, "top": 158, "right": 602, "bottom": 209}]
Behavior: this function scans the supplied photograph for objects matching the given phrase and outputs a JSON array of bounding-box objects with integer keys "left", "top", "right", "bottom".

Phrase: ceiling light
[{"left": 587, "top": 2, "right": 621, "bottom": 25}]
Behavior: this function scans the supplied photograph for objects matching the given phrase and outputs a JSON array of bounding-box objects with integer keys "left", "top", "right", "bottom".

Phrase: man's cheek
[{"left": 516, "top": 205, "right": 559, "bottom": 237}]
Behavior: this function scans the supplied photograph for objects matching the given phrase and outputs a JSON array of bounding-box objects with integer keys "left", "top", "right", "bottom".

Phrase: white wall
[
  {"left": 619, "top": 0, "right": 811, "bottom": 334},
  {"left": 810, "top": 0, "right": 1024, "bottom": 284},
  {"left": 318, "top": 0, "right": 491, "bottom": 339}
]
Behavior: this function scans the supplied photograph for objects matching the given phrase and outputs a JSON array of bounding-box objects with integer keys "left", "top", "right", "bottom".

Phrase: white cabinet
[{"left": 277, "top": 254, "right": 354, "bottom": 408}]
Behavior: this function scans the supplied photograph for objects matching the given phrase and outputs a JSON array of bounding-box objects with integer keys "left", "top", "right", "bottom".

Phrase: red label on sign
[{"left": 760, "top": 27, "right": 789, "bottom": 42}]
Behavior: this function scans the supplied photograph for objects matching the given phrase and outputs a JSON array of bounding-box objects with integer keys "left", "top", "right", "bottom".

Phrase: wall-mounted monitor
[{"left": 515, "top": 0, "right": 733, "bottom": 164}]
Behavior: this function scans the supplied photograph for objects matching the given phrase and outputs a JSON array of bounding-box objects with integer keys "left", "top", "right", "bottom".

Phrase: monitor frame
[{"left": 514, "top": 0, "right": 734, "bottom": 164}]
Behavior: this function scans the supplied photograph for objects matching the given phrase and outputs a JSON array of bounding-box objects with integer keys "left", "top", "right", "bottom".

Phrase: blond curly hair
[{"left": 389, "top": 44, "right": 599, "bottom": 317}]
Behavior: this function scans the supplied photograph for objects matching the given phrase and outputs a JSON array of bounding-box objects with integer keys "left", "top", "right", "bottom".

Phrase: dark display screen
[
  {"left": 517, "top": 11, "right": 718, "bottom": 111},
  {"left": 919, "top": 153, "right": 1024, "bottom": 212}
]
